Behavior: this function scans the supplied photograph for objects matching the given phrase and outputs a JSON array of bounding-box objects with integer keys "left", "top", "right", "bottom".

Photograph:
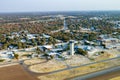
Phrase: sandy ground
[
  {"left": 110, "top": 76, "right": 120, "bottom": 80},
  {"left": 24, "top": 58, "right": 46, "bottom": 65},
  {"left": 105, "top": 49, "right": 120, "bottom": 56},
  {"left": 0, "top": 64, "right": 39, "bottom": 80},
  {"left": 64, "top": 55, "right": 91, "bottom": 66},
  {"left": 29, "top": 59, "right": 67, "bottom": 73},
  {"left": 38, "top": 58, "right": 120, "bottom": 80},
  {"left": 38, "top": 62, "right": 108, "bottom": 80},
  {"left": 28, "top": 55, "right": 91, "bottom": 73}
]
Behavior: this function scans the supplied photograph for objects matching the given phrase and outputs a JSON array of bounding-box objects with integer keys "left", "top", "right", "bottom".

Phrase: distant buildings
[
  {"left": 27, "top": 34, "right": 36, "bottom": 39},
  {"left": 101, "top": 38, "right": 120, "bottom": 49},
  {"left": 90, "top": 17, "right": 102, "bottom": 20},
  {"left": 110, "top": 21, "right": 120, "bottom": 29}
]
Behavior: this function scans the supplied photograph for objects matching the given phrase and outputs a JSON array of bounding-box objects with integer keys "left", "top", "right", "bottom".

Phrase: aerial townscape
[
  {"left": 0, "top": 11, "right": 120, "bottom": 80},
  {"left": 1, "top": 0, "right": 120, "bottom": 80}
]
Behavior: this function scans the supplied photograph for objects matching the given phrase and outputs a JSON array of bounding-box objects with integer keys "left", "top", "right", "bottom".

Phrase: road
[{"left": 72, "top": 66, "right": 120, "bottom": 80}]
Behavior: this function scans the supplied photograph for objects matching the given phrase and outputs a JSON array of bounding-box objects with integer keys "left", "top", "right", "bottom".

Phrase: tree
[
  {"left": 40, "top": 38, "right": 46, "bottom": 45},
  {"left": 48, "top": 37, "right": 56, "bottom": 45},
  {"left": 76, "top": 48, "right": 87, "bottom": 56},
  {"left": 3, "top": 43, "right": 8, "bottom": 49},
  {"left": 18, "top": 42, "right": 22, "bottom": 49},
  {"left": 36, "top": 47, "right": 43, "bottom": 54},
  {"left": 43, "top": 53, "right": 50, "bottom": 61},
  {"left": 14, "top": 54, "right": 19, "bottom": 60},
  {"left": 22, "top": 43, "right": 26, "bottom": 48}
]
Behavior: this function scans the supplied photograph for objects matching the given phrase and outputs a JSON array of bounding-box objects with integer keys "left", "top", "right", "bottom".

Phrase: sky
[{"left": 0, "top": 0, "right": 120, "bottom": 12}]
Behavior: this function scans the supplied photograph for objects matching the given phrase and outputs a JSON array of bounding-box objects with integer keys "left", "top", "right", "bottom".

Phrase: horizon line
[{"left": 0, "top": 10, "right": 120, "bottom": 14}]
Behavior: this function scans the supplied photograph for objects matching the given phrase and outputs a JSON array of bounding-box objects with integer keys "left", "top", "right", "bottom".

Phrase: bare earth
[
  {"left": 28, "top": 55, "right": 90, "bottom": 73},
  {"left": 110, "top": 76, "right": 120, "bottom": 80},
  {"left": 0, "top": 64, "right": 39, "bottom": 80},
  {"left": 29, "top": 59, "right": 67, "bottom": 73}
]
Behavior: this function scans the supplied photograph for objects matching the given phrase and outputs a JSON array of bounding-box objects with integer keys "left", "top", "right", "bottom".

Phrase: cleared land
[
  {"left": 105, "top": 49, "right": 120, "bottom": 56},
  {"left": 0, "top": 64, "right": 39, "bottom": 80},
  {"left": 93, "top": 51, "right": 117, "bottom": 61},
  {"left": 110, "top": 76, "right": 120, "bottom": 80},
  {"left": 28, "top": 55, "right": 90, "bottom": 73},
  {"left": 38, "top": 58, "right": 120, "bottom": 80},
  {"left": 24, "top": 58, "right": 46, "bottom": 65},
  {"left": 64, "top": 55, "right": 91, "bottom": 66},
  {"left": 38, "top": 62, "right": 108, "bottom": 80},
  {"left": 29, "top": 59, "right": 67, "bottom": 73}
]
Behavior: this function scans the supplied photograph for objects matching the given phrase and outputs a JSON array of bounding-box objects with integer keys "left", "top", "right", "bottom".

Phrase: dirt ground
[
  {"left": 29, "top": 59, "right": 67, "bottom": 73},
  {"left": 110, "top": 76, "right": 120, "bottom": 80},
  {"left": 0, "top": 64, "right": 39, "bottom": 80}
]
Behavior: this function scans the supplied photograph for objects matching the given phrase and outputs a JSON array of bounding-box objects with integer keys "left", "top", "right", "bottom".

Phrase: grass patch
[{"left": 0, "top": 59, "right": 5, "bottom": 62}]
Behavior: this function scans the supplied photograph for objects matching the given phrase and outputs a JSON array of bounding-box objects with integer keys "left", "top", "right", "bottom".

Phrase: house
[
  {"left": 0, "top": 51, "right": 14, "bottom": 59},
  {"left": 42, "top": 34, "right": 50, "bottom": 39},
  {"left": 8, "top": 35, "right": 14, "bottom": 39},
  {"left": 55, "top": 42, "right": 68, "bottom": 50},
  {"left": 8, "top": 32, "right": 20, "bottom": 39},
  {"left": 41, "top": 45, "right": 53, "bottom": 52},
  {"left": 90, "top": 17, "right": 102, "bottom": 20},
  {"left": 98, "top": 34, "right": 109, "bottom": 40},
  {"left": 20, "top": 38, "right": 26, "bottom": 43},
  {"left": 47, "top": 51, "right": 59, "bottom": 56},
  {"left": 75, "top": 45, "right": 94, "bottom": 51},
  {"left": 81, "top": 28, "right": 91, "bottom": 32},
  {"left": 11, "top": 32, "right": 20, "bottom": 37},
  {"left": 8, "top": 45, "right": 18, "bottom": 50},
  {"left": 27, "top": 34, "right": 36, "bottom": 39},
  {"left": 51, "top": 48, "right": 63, "bottom": 52},
  {"left": 101, "top": 38, "right": 120, "bottom": 49},
  {"left": 102, "top": 38, "right": 119, "bottom": 45}
]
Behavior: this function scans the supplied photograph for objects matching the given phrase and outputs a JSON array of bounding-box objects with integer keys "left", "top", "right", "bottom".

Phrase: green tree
[
  {"left": 14, "top": 54, "right": 19, "bottom": 60},
  {"left": 36, "top": 47, "right": 43, "bottom": 54},
  {"left": 43, "top": 53, "right": 50, "bottom": 61},
  {"left": 40, "top": 38, "right": 46, "bottom": 45},
  {"left": 18, "top": 42, "right": 22, "bottom": 49},
  {"left": 76, "top": 48, "right": 87, "bottom": 56},
  {"left": 3, "top": 43, "right": 8, "bottom": 49}
]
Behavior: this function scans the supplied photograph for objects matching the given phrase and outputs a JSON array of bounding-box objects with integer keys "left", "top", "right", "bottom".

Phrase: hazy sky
[{"left": 0, "top": 0, "right": 120, "bottom": 12}]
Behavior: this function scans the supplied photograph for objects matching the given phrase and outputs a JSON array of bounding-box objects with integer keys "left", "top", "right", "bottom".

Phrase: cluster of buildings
[
  {"left": 1, "top": 31, "right": 120, "bottom": 61},
  {"left": 98, "top": 34, "right": 120, "bottom": 49},
  {"left": 0, "top": 51, "right": 14, "bottom": 60},
  {"left": 0, "top": 16, "right": 120, "bottom": 61}
]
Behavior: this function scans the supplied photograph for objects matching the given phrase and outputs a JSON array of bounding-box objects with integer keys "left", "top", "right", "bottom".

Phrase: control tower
[{"left": 69, "top": 40, "right": 74, "bottom": 55}]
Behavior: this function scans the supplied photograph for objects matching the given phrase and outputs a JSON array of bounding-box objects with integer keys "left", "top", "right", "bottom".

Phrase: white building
[{"left": 0, "top": 51, "right": 14, "bottom": 59}]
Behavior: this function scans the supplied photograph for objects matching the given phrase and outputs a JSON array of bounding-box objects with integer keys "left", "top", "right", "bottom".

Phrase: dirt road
[{"left": 0, "top": 64, "right": 39, "bottom": 80}]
